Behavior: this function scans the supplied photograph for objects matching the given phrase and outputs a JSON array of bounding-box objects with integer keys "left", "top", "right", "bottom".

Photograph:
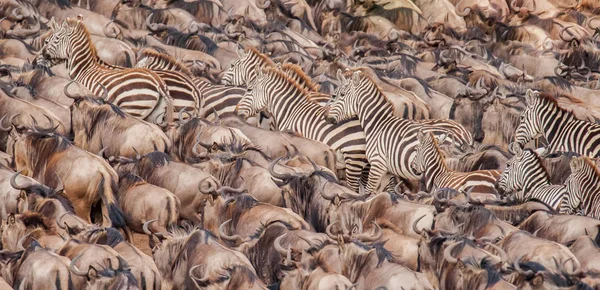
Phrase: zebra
[
  {"left": 412, "top": 130, "right": 500, "bottom": 197},
  {"left": 37, "top": 17, "right": 173, "bottom": 124},
  {"left": 235, "top": 66, "right": 369, "bottom": 192},
  {"left": 135, "top": 49, "right": 202, "bottom": 120},
  {"left": 510, "top": 89, "right": 600, "bottom": 157},
  {"left": 497, "top": 148, "right": 568, "bottom": 212},
  {"left": 326, "top": 70, "right": 474, "bottom": 194},
  {"left": 564, "top": 156, "right": 600, "bottom": 218}
]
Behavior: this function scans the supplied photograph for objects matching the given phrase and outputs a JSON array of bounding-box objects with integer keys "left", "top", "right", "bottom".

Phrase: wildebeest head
[
  {"left": 70, "top": 254, "right": 139, "bottom": 290},
  {"left": 511, "top": 255, "right": 590, "bottom": 290}
]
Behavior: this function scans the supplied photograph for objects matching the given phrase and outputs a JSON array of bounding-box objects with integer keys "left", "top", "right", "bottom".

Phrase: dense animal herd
[{"left": 0, "top": 0, "right": 599, "bottom": 289}]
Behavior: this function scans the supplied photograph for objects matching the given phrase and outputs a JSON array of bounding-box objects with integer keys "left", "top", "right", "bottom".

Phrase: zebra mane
[
  {"left": 423, "top": 131, "right": 450, "bottom": 170},
  {"left": 536, "top": 92, "right": 575, "bottom": 117},
  {"left": 578, "top": 156, "right": 600, "bottom": 176},
  {"left": 138, "top": 49, "right": 193, "bottom": 76},
  {"left": 342, "top": 69, "right": 394, "bottom": 108},
  {"left": 280, "top": 63, "right": 320, "bottom": 92},
  {"left": 524, "top": 148, "right": 552, "bottom": 178},
  {"left": 64, "top": 18, "right": 100, "bottom": 62},
  {"left": 262, "top": 67, "right": 314, "bottom": 102},
  {"left": 247, "top": 47, "right": 275, "bottom": 67}
]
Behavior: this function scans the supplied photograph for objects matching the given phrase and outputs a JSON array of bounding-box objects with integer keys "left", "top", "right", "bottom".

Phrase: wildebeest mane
[
  {"left": 118, "top": 173, "right": 146, "bottom": 192},
  {"left": 484, "top": 203, "right": 555, "bottom": 225},
  {"left": 24, "top": 132, "right": 71, "bottom": 178},
  {"left": 459, "top": 256, "right": 502, "bottom": 288},
  {"left": 81, "top": 98, "right": 128, "bottom": 140},
  {"left": 223, "top": 194, "right": 259, "bottom": 227},
  {"left": 353, "top": 241, "right": 393, "bottom": 267},
  {"left": 20, "top": 212, "right": 54, "bottom": 232}
]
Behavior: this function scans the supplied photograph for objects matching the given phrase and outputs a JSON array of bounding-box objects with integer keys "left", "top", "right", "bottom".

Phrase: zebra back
[
  {"left": 564, "top": 156, "right": 600, "bottom": 218},
  {"left": 511, "top": 89, "right": 600, "bottom": 157},
  {"left": 135, "top": 49, "right": 202, "bottom": 118},
  {"left": 40, "top": 17, "right": 173, "bottom": 123}
]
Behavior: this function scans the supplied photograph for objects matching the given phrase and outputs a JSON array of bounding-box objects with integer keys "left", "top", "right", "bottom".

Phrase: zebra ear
[
  {"left": 417, "top": 130, "right": 426, "bottom": 142},
  {"left": 525, "top": 89, "right": 537, "bottom": 106},
  {"left": 48, "top": 17, "right": 58, "bottom": 31},
  {"left": 352, "top": 71, "right": 360, "bottom": 86},
  {"left": 570, "top": 157, "right": 582, "bottom": 171},
  {"left": 437, "top": 133, "right": 448, "bottom": 144},
  {"left": 256, "top": 65, "right": 263, "bottom": 79},
  {"left": 336, "top": 69, "right": 346, "bottom": 84}
]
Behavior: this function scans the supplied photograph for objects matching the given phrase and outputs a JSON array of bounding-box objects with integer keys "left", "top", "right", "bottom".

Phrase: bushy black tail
[{"left": 98, "top": 176, "right": 127, "bottom": 229}]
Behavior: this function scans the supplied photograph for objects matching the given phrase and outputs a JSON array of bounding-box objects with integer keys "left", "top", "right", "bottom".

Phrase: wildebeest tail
[{"left": 98, "top": 175, "right": 127, "bottom": 229}]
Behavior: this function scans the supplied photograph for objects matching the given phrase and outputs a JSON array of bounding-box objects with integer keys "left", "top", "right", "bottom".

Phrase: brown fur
[{"left": 280, "top": 63, "right": 320, "bottom": 92}]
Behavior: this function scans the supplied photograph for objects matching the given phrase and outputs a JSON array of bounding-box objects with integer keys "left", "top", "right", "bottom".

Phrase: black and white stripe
[
  {"left": 510, "top": 89, "right": 600, "bottom": 157},
  {"left": 412, "top": 130, "right": 499, "bottom": 193},
  {"left": 498, "top": 149, "right": 568, "bottom": 212},
  {"left": 38, "top": 18, "right": 172, "bottom": 123},
  {"left": 135, "top": 50, "right": 202, "bottom": 119},
  {"left": 235, "top": 66, "right": 368, "bottom": 192},
  {"left": 326, "top": 70, "right": 473, "bottom": 194},
  {"left": 564, "top": 156, "right": 600, "bottom": 218}
]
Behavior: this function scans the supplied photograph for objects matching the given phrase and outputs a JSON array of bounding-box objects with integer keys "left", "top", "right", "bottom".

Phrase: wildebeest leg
[
  {"left": 123, "top": 226, "right": 134, "bottom": 243},
  {"left": 73, "top": 200, "right": 93, "bottom": 224}
]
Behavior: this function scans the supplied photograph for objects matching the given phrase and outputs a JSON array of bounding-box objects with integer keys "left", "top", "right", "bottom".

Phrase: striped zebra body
[
  {"left": 510, "top": 89, "right": 600, "bottom": 157},
  {"left": 327, "top": 70, "right": 473, "bottom": 194},
  {"left": 38, "top": 17, "right": 173, "bottom": 123},
  {"left": 412, "top": 130, "right": 499, "bottom": 193},
  {"left": 235, "top": 66, "right": 368, "bottom": 192},
  {"left": 498, "top": 148, "right": 568, "bottom": 212},
  {"left": 194, "top": 79, "right": 247, "bottom": 119},
  {"left": 133, "top": 50, "right": 202, "bottom": 119},
  {"left": 564, "top": 156, "right": 600, "bottom": 218}
]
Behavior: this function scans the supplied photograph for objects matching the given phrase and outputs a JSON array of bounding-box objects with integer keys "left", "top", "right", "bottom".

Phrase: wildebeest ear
[
  {"left": 76, "top": 14, "right": 84, "bottom": 22},
  {"left": 457, "top": 259, "right": 466, "bottom": 269},
  {"left": 210, "top": 142, "right": 219, "bottom": 152},
  {"left": 88, "top": 266, "right": 98, "bottom": 280},
  {"left": 336, "top": 69, "right": 346, "bottom": 84},
  {"left": 7, "top": 214, "right": 15, "bottom": 225},
  {"left": 532, "top": 273, "right": 544, "bottom": 286},
  {"left": 352, "top": 71, "right": 360, "bottom": 86}
]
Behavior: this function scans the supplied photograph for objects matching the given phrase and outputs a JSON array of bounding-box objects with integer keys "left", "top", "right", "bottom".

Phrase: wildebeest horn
[
  {"left": 268, "top": 157, "right": 292, "bottom": 180},
  {"left": 70, "top": 254, "right": 89, "bottom": 276},
  {"left": 10, "top": 170, "right": 30, "bottom": 190},
  {"left": 116, "top": 255, "right": 131, "bottom": 271},
  {"left": 354, "top": 222, "right": 382, "bottom": 242},
  {"left": 218, "top": 219, "right": 245, "bottom": 245},
  {"left": 0, "top": 115, "right": 11, "bottom": 131},
  {"left": 32, "top": 114, "right": 55, "bottom": 131},
  {"left": 307, "top": 157, "right": 320, "bottom": 172},
  {"left": 455, "top": 0, "right": 471, "bottom": 17},
  {"left": 63, "top": 80, "right": 80, "bottom": 99},
  {"left": 559, "top": 26, "right": 577, "bottom": 43},
  {"left": 198, "top": 177, "right": 219, "bottom": 195},
  {"left": 54, "top": 173, "right": 64, "bottom": 193},
  {"left": 256, "top": 0, "right": 271, "bottom": 9},
  {"left": 132, "top": 147, "right": 141, "bottom": 160},
  {"left": 17, "top": 232, "right": 31, "bottom": 250},
  {"left": 443, "top": 241, "right": 461, "bottom": 264},
  {"left": 57, "top": 212, "right": 69, "bottom": 230},
  {"left": 145, "top": 13, "right": 166, "bottom": 32},
  {"left": 6, "top": 16, "right": 41, "bottom": 38},
  {"left": 12, "top": 7, "right": 24, "bottom": 21},
  {"left": 142, "top": 219, "right": 158, "bottom": 236},
  {"left": 485, "top": 242, "right": 508, "bottom": 264},
  {"left": 514, "top": 255, "right": 535, "bottom": 278},
  {"left": 98, "top": 147, "right": 107, "bottom": 158},
  {"left": 177, "top": 107, "right": 191, "bottom": 124},
  {"left": 326, "top": 221, "right": 340, "bottom": 240},
  {"left": 412, "top": 215, "right": 426, "bottom": 235},
  {"left": 273, "top": 234, "right": 292, "bottom": 265},
  {"left": 218, "top": 186, "right": 246, "bottom": 195},
  {"left": 189, "top": 265, "right": 209, "bottom": 289}
]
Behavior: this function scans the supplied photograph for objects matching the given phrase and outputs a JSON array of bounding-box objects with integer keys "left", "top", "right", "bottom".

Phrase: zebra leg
[
  {"left": 366, "top": 161, "right": 388, "bottom": 194},
  {"left": 344, "top": 163, "right": 364, "bottom": 192}
]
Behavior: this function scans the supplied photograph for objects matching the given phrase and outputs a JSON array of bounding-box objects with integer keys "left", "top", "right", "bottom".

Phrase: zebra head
[
  {"left": 221, "top": 50, "right": 250, "bottom": 86},
  {"left": 39, "top": 17, "right": 78, "bottom": 63},
  {"left": 564, "top": 156, "right": 595, "bottom": 214},
  {"left": 510, "top": 89, "right": 543, "bottom": 154},
  {"left": 412, "top": 130, "right": 438, "bottom": 175},
  {"left": 499, "top": 148, "right": 539, "bottom": 194},
  {"left": 235, "top": 66, "right": 269, "bottom": 119},
  {"left": 326, "top": 69, "right": 361, "bottom": 123}
]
